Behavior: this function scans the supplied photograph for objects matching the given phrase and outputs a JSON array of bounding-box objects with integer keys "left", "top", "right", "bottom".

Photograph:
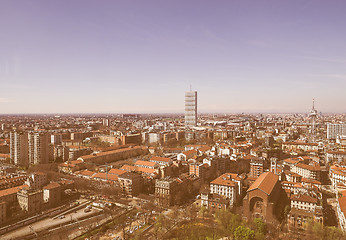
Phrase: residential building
[
  {"left": 189, "top": 162, "right": 208, "bottom": 181},
  {"left": 200, "top": 192, "right": 229, "bottom": 210},
  {"left": 291, "top": 163, "right": 321, "bottom": 181},
  {"left": 118, "top": 172, "right": 142, "bottom": 197},
  {"left": 290, "top": 194, "right": 318, "bottom": 212},
  {"left": 43, "top": 182, "right": 61, "bottom": 207},
  {"left": 17, "top": 187, "right": 43, "bottom": 215},
  {"left": 10, "top": 131, "right": 29, "bottom": 167},
  {"left": 28, "top": 131, "right": 50, "bottom": 165},
  {"left": 210, "top": 173, "right": 242, "bottom": 206},
  {"left": 288, "top": 207, "right": 323, "bottom": 231},
  {"left": 249, "top": 157, "right": 264, "bottom": 178},
  {"left": 134, "top": 160, "right": 158, "bottom": 169},
  {"left": 326, "top": 151, "right": 346, "bottom": 163},
  {"left": 50, "top": 134, "right": 62, "bottom": 145},
  {"left": 149, "top": 156, "right": 172, "bottom": 167},
  {"left": 327, "top": 123, "right": 346, "bottom": 139},
  {"left": 330, "top": 164, "right": 346, "bottom": 188},
  {"left": 155, "top": 177, "right": 179, "bottom": 208},
  {"left": 24, "top": 172, "right": 47, "bottom": 190}
]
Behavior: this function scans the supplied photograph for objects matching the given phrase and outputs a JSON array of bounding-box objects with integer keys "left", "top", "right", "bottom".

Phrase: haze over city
[
  {"left": 3, "top": 2, "right": 346, "bottom": 239},
  {"left": 1, "top": 0, "right": 346, "bottom": 114}
]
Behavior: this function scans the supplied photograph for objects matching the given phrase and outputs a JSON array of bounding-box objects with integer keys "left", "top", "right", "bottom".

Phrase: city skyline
[{"left": 1, "top": 0, "right": 346, "bottom": 114}]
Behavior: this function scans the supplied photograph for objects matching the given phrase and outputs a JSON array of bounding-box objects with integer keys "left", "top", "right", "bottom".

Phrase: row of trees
[
  {"left": 149, "top": 206, "right": 346, "bottom": 240},
  {"left": 145, "top": 207, "right": 269, "bottom": 240}
]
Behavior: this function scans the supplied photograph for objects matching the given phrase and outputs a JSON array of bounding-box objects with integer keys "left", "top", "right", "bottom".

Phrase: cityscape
[{"left": 1, "top": 1, "right": 346, "bottom": 240}]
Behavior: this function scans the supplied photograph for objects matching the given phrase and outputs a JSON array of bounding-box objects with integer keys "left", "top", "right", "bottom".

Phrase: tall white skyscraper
[{"left": 185, "top": 90, "right": 197, "bottom": 128}]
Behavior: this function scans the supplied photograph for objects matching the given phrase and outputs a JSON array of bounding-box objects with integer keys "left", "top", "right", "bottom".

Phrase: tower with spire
[{"left": 310, "top": 99, "right": 318, "bottom": 141}]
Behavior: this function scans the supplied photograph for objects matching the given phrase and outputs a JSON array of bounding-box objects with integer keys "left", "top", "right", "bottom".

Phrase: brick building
[{"left": 243, "top": 172, "right": 287, "bottom": 223}]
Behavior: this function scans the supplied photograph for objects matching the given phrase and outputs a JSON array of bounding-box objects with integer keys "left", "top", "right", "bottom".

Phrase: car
[{"left": 59, "top": 215, "right": 65, "bottom": 219}]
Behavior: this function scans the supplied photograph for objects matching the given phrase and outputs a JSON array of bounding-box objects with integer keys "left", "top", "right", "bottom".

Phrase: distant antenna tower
[{"left": 310, "top": 99, "right": 318, "bottom": 141}]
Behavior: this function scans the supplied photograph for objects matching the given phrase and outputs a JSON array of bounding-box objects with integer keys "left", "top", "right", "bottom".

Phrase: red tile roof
[
  {"left": 134, "top": 160, "right": 157, "bottom": 168},
  {"left": 0, "top": 185, "right": 26, "bottom": 197},
  {"left": 150, "top": 156, "right": 171, "bottom": 163},
  {"left": 93, "top": 172, "right": 118, "bottom": 181},
  {"left": 291, "top": 194, "right": 317, "bottom": 204},
  {"left": 210, "top": 173, "right": 240, "bottom": 187},
  {"left": 79, "top": 170, "right": 95, "bottom": 177},
  {"left": 182, "top": 149, "right": 198, "bottom": 156},
  {"left": 247, "top": 172, "right": 279, "bottom": 195},
  {"left": 296, "top": 163, "right": 320, "bottom": 171},
  {"left": 44, "top": 182, "right": 61, "bottom": 190},
  {"left": 108, "top": 168, "right": 126, "bottom": 176}
]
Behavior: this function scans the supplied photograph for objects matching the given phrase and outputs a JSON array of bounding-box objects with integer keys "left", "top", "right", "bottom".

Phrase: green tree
[
  {"left": 325, "top": 226, "right": 345, "bottom": 240},
  {"left": 199, "top": 206, "right": 208, "bottom": 218},
  {"left": 234, "top": 225, "right": 255, "bottom": 240},
  {"left": 215, "top": 209, "right": 241, "bottom": 237},
  {"left": 253, "top": 218, "right": 266, "bottom": 240}
]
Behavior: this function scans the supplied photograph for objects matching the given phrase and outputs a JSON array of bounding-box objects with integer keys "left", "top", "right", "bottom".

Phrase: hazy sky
[{"left": 1, "top": 0, "right": 346, "bottom": 114}]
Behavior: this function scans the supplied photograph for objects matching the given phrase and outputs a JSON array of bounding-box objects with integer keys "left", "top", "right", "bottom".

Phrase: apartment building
[
  {"left": 327, "top": 123, "right": 346, "bottom": 139},
  {"left": 149, "top": 156, "right": 172, "bottom": 167},
  {"left": 10, "top": 131, "right": 29, "bottom": 167},
  {"left": 189, "top": 162, "right": 208, "bottom": 181},
  {"left": 155, "top": 177, "right": 179, "bottom": 208},
  {"left": 134, "top": 160, "right": 158, "bottom": 169},
  {"left": 25, "top": 172, "right": 47, "bottom": 190},
  {"left": 249, "top": 158, "right": 264, "bottom": 178},
  {"left": 290, "top": 194, "right": 318, "bottom": 212},
  {"left": 43, "top": 182, "right": 61, "bottom": 207},
  {"left": 330, "top": 165, "right": 346, "bottom": 188},
  {"left": 118, "top": 172, "right": 142, "bottom": 197},
  {"left": 326, "top": 151, "right": 346, "bottom": 163},
  {"left": 291, "top": 163, "right": 321, "bottom": 181},
  {"left": 210, "top": 173, "right": 241, "bottom": 206},
  {"left": 17, "top": 188, "right": 43, "bottom": 215},
  {"left": 28, "top": 132, "right": 50, "bottom": 165}
]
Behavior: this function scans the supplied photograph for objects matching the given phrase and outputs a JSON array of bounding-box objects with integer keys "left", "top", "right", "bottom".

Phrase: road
[{"left": 1, "top": 207, "right": 102, "bottom": 240}]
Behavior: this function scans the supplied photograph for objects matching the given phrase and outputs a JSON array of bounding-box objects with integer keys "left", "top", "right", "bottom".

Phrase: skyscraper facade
[
  {"left": 10, "top": 131, "right": 29, "bottom": 167},
  {"left": 185, "top": 91, "right": 197, "bottom": 128},
  {"left": 28, "top": 132, "right": 50, "bottom": 165}
]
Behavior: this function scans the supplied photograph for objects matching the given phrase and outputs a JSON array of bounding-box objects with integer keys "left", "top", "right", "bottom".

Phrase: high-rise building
[
  {"left": 10, "top": 131, "right": 29, "bottom": 167},
  {"left": 50, "top": 134, "right": 62, "bottom": 145},
  {"left": 28, "top": 132, "right": 50, "bottom": 165},
  {"left": 249, "top": 158, "right": 264, "bottom": 178},
  {"left": 327, "top": 123, "right": 346, "bottom": 139},
  {"left": 185, "top": 90, "right": 197, "bottom": 128}
]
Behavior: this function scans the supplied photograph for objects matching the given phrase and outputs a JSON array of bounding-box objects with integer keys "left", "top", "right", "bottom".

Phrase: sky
[{"left": 1, "top": 0, "right": 346, "bottom": 114}]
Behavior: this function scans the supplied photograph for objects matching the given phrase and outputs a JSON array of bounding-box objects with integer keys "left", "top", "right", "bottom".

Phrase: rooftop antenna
[{"left": 190, "top": 84, "right": 192, "bottom": 91}]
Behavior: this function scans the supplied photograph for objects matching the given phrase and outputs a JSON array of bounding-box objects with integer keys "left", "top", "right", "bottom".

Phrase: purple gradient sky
[{"left": 1, "top": 0, "right": 346, "bottom": 114}]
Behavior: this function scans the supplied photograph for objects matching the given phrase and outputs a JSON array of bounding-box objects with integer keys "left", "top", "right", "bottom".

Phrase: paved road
[{"left": 1, "top": 207, "right": 102, "bottom": 240}]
